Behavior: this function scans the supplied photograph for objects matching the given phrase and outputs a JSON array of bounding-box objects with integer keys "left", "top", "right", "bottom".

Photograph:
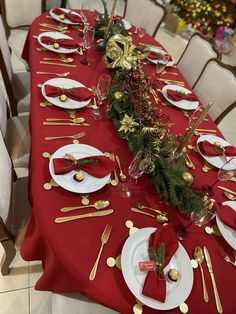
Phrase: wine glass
[
  {"left": 116, "top": 151, "right": 145, "bottom": 198},
  {"left": 91, "top": 74, "right": 111, "bottom": 120},
  {"left": 137, "top": 20, "right": 149, "bottom": 44},
  {"left": 175, "top": 202, "right": 217, "bottom": 240},
  {"left": 80, "top": 27, "right": 94, "bottom": 65},
  {"left": 155, "top": 54, "right": 170, "bottom": 78},
  {"left": 201, "top": 157, "right": 236, "bottom": 196}
]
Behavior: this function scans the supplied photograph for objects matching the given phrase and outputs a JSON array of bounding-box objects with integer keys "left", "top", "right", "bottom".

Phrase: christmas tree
[{"left": 171, "top": 0, "right": 236, "bottom": 35}]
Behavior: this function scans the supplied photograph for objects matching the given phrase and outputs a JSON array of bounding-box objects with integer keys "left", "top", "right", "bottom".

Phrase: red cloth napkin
[
  {"left": 166, "top": 89, "right": 198, "bottom": 102},
  {"left": 52, "top": 8, "right": 82, "bottom": 23},
  {"left": 53, "top": 155, "right": 115, "bottom": 178},
  {"left": 148, "top": 51, "right": 164, "bottom": 60},
  {"left": 41, "top": 36, "right": 78, "bottom": 49},
  {"left": 44, "top": 85, "right": 93, "bottom": 102},
  {"left": 198, "top": 141, "right": 236, "bottom": 157},
  {"left": 142, "top": 224, "right": 178, "bottom": 303},
  {"left": 217, "top": 205, "right": 236, "bottom": 230}
]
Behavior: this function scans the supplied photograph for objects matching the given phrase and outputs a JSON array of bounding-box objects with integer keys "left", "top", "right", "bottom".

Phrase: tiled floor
[{"left": 1, "top": 1, "right": 236, "bottom": 313}]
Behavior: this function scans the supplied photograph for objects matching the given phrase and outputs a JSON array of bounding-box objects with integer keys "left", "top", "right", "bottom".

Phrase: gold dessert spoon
[
  {"left": 219, "top": 247, "right": 236, "bottom": 267},
  {"left": 131, "top": 207, "right": 168, "bottom": 223},
  {"left": 46, "top": 117, "right": 85, "bottom": 124},
  {"left": 194, "top": 246, "right": 209, "bottom": 302},
  {"left": 61, "top": 200, "right": 110, "bottom": 212},
  {"left": 136, "top": 202, "right": 167, "bottom": 216},
  {"left": 42, "top": 57, "right": 74, "bottom": 63}
]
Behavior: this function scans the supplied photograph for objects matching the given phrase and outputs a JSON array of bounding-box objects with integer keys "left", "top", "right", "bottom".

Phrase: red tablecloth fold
[
  {"left": 44, "top": 84, "right": 92, "bottom": 101},
  {"left": 166, "top": 89, "right": 198, "bottom": 102},
  {"left": 198, "top": 141, "right": 236, "bottom": 157},
  {"left": 53, "top": 155, "right": 115, "bottom": 178},
  {"left": 142, "top": 224, "right": 178, "bottom": 303},
  {"left": 41, "top": 36, "right": 79, "bottom": 49},
  {"left": 52, "top": 8, "right": 83, "bottom": 23},
  {"left": 217, "top": 205, "right": 236, "bottom": 230}
]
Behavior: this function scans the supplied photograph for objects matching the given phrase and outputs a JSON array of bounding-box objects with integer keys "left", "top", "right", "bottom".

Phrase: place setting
[
  {"left": 121, "top": 224, "right": 194, "bottom": 311},
  {"left": 41, "top": 77, "right": 93, "bottom": 110}
]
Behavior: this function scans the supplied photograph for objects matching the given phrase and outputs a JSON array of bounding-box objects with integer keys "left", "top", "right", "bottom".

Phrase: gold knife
[
  {"left": 40, "top": 61, "right": 77, "bottom": 68},
  {"left": 203, "top": 246, "right": 223, "bottom": 313},
  {"left": 217, "top": 185, "right": 236, "bottom": 196},
  {"left": 43, "top": 122, "right": 90, "bottom": 126},
  {"left": 55, "top": 209, "right": 113, "bottom": 223}
]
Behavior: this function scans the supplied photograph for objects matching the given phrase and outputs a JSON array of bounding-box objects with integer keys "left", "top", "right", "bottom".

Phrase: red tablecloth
[{"left": 21, "top": 11, "right": 236, "bottom": 314}]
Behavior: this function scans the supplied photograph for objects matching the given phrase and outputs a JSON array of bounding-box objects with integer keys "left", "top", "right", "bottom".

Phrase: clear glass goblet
[
  {"left": 201, "top": 157, "right": 236, "bottom": 196},
  {"left": 91, "top": 74, "right": 111, "bottom": 120},
  {"left": 80, "top": 27, "right": 94, "bottom": 65},
  {"left": 116, "top": 151, "right": 145, "bottom": 198},
  {"left": 156, "top": 54, "right": 170, "bottom": 78},
  {"left": 175, "top": 202, "right": 217, "bottom": 240}
]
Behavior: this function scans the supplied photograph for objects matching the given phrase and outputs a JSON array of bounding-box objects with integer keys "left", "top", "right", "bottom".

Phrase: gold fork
[
  {"left": 219, "top": 247, "right": 236, "bottom": 267},
  {"left": 89, "top": 224, "right": 112, "bottom": 281}
]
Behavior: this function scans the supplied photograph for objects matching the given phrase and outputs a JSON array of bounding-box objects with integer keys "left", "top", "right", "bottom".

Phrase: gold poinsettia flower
[{"left": 118, "top": 114, "right": 139, "bottom": 134}]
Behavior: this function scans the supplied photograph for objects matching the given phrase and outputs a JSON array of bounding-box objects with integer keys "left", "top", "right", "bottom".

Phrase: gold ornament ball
[
  {"left": 59, "top": 14, "right": 65, "bottom": 20},
  {"left": 182, "top": 172, "right": 194, "bottom": 186},
  {"left": 114, "top": 91, "right": 123, "bottom": 101},
  {"left": 59, "top": 94, "right": 67, "bottom": 102},
  {"left": 53, "top": 42, "right": 60, "bottom": 49}
]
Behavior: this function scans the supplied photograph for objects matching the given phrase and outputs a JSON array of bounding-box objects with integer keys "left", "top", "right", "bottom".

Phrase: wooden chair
[
  {"left": 123, "top": 0, "right": 167, "bottom": 37},
  {"left": 0, "top": 80, "right": 30, "bottom": 168},
  {"left": 0, "top": 14, "right": 30, "bottom": 115},
  {"left": 177, "top": 32, "right": 221, "bottom": 88},
  {"left": 193, "top": 58, "right": 236, "bottom": 124},
  {"left": 0, "top": 130, "right": 31, "bottom": 275}
]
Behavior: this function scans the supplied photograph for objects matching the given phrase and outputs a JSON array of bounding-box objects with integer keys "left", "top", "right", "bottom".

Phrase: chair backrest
[
  {"left": 177, "top": 32, "right": 221, "bottom": 88},
  {"left": 0, "top": 14, "right": 18, "bottom": 116},
  {"left": 124, "top": 0, "right": 167, "bottom": 37},
  {"left": 0, "top": 0, "right": 45, "bottom": 30},
  {"left": 193, "top": 58, "right": 236, "bottom": 124},
  {"left": 0, "top": 130, "right": 12, "bottom": 231},
  {"left": 0, "top": 79, "right": 7, "bottom": 137}
]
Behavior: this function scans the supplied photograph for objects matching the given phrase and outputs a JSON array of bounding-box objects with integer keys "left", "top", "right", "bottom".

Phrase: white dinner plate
[
  {"left": 121, "top": 227, "right": 193, "bottom": 310},
  {"left": 197, "top": 135, "right": 236, "bottom": 169},
  {"left": 49, "top": 8, "right": 82, "bottom": 25},
  {"left": 147, "top": 46, "right": 175, "bottom": 67},
  {"left": 162, "top": 85, "right": 199, "bottom": 110},
  {"left": 216, "top": 201, "right": 236, "bottom": 250},
  {"left": 49, "top": 144, "right": 111, "bottom": 194},
  {"left": 41, "top": 78, "right": 91, "bottom": 109},
  {"left": 37, "top": 31, "right": 78, "bottom": 54},
  {"left": 122, "top": 19, "right": 132, "bottom": 30}
]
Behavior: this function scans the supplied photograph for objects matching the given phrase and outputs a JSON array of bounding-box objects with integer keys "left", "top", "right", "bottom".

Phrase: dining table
[{"left": 20, "top": 8, "right": 236, "bottom": 314}]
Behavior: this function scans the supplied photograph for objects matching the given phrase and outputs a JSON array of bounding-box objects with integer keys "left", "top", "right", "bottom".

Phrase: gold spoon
[
  {"left": 136, "top": 202, "right": 167, "bottom": 216},
  {"left": 42, "top": 57, "right": 74, "bottom": 63},
  {"left": 224, "top": 191, "right": 236, "bottom": 200},
  {"left": 46, "top": 117, "right": 85, "bottom": 124},
  {"left": 115, "top": 155, "right": 126, "bottom": 181},
  {"left": 131, "top": 207, "right": 168, "bottom": 223},
  {"left": 61, "top": 200, "right": 110, "bottom": 212},
  {"left": 194, "top": 246, "right": 209, "bottom": 303}
]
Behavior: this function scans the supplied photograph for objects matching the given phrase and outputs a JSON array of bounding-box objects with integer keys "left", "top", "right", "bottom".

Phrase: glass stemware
[
  {"left": 137, "top": 20, "right": 149, "bottom": 44},
  {"left": 201, "top": 157, "right": 236, "bottom": 196},
  {"left": 116, "top": 151, "right": 145, "bottom": 198},
  {"left": 175, "top": 202, "right": 217, "bottom": 240},
  {"left": 91, "top": 74, "right": 111, "bottom": 120},
  {"left": 155, "top": 54, "right": 170, "bottom": 79},
  {"left": 80, "top": 27, "right": 94, "bottom": 65}
]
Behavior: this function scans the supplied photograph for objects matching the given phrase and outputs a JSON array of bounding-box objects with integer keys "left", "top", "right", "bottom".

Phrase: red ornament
[{"left": 131, "top": 70, "right": 140, "bottom": 80}]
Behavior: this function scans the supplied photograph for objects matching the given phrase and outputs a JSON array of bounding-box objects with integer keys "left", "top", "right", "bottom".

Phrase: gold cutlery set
[
  {"left": 104, "top": 152, "right": 126, "bottom": 185},
  {"left": 194, "top": 246, "right": 223, "bottom": 313}
]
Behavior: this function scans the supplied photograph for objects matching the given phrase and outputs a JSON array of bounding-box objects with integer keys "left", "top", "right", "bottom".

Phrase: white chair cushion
[
  {"left": 193, "top": 60, "right": 236, "bottom": 122},
  {"left": 125, "top": 0, "right": 165, "bottom": 36},
  {"left": 5, "top": 114, "right": 30, "bottom": 168},
  {"left": 11, "top": 176, "right": 31, "bottom": 237},
  {"left": 0, "top": 133, "right": 12, "bottom": 228},
  {"left": 12, "top": 71, "right": 30, "bottom": 102},
  {"left": 177, "top": 35, "right": 218, "bottom": 87},
  {"left": 4, "top": 0, "right": 42, "bottom": 28},
  {"left": 17, "top": 93, "right": 30, "bottom": 114}
]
